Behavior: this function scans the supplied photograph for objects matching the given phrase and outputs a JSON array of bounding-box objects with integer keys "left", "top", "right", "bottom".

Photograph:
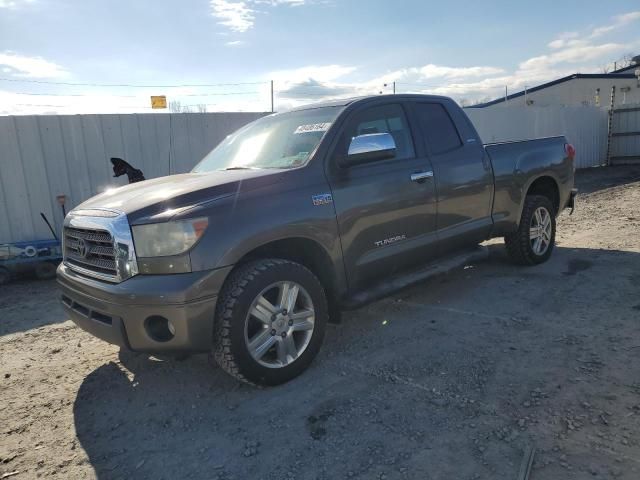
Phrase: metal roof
[
  {"left": 610, "top": 63, "right": 639, "bottom": 74},
  {"left": 469, "top": 73, "right": 636, "bottom": 108}
]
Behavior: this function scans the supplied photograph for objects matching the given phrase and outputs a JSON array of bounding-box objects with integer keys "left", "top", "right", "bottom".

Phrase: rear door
[
  {"left": 326, "top": 102, "right": 437, "bottom": 291},
  {"left": 410, "top": 101, "right": 493, "bottom": 254}
]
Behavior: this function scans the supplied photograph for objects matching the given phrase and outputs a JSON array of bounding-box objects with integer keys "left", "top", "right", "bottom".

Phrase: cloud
[
  {"left": 273, "top": 11, "right": 640, "bottom": 105},
  {"left": 210, "top": 0, "right": 255, "bottom": 33},
  {"left": 547, "top": 31, "right": 579, "bottom": 49},
  {"left": 254, "top": 0, "right": 307, "bottom": 5},
  {"left": 518, "top": 42, "right": 625, "bottom": 72},
  {"left": 210, "top": 0, "right": 318, "bottom": 33},
  {"left": 0, "top": 0, "right": 34, "bottom": 8},
  {"left": 367, "top": 64, "right": 505, "bottom": 87},
  {"left": 273, "top": 33, "right": 636, "bottom": 106},
  {"left": 225, "top": 40, "right": 245, "bottom": 46},
  {"left": 276, "top": 78, "right": 355, "bottom": 99},
  {"left": 271, "top": 62, "right": 511, "bottom": 106},
  {"left": 0, "top": 52, "right": 68, "bottom": 78},
  {"left": 269, "top": 64, "right": 356, "bottom": 83},
  {"left": 267, "top": 65, "right": 361, "bottom": 108},
  {"left": 420, "top": 64, "right": 505, "bottom": 79},
  {"left": 590, "top": 10, "right": 640, "bottom": 38}
]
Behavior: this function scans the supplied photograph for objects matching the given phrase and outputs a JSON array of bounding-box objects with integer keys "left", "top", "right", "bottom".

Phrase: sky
[{"left": 0, "top": 0, "right": 639, "bottom": 115}]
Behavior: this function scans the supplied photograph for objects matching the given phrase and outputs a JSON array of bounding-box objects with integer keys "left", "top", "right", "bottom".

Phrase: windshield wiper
[{"left": 220, "top": 166, "right": 262, "bottom": 171}]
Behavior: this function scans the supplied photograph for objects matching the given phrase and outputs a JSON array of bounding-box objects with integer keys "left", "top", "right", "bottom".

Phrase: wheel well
[
  {"left": 526, "top": 176, "right": 559, "bottom": 214},
  {"left": 235, "top": 237, "right": 341, "bottom": 321}
]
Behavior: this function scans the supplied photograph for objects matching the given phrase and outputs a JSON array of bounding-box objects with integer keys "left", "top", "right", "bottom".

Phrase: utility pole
[{"left": 270, "top": 80, "right": 274, "bottom": 113}]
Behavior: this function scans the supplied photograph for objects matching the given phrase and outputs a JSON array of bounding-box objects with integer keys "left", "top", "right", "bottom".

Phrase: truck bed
[{"left": 484, "top": 136, "right": 573, "bottom": 235}]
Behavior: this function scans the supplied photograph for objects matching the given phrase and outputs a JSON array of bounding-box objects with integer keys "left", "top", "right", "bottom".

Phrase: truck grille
[{"left": 64, "top": 227, "right": 117, "bottom": 279}]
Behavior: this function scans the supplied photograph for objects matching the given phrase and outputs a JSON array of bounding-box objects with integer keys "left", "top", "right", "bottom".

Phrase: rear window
[{"left": 414, "top": 103, "right": 462, "bottom": 155}]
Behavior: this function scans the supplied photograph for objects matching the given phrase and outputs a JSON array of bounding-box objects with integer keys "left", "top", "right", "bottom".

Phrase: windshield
[{"left": 192, "top": 106, "right": 343, "bottom": 172}]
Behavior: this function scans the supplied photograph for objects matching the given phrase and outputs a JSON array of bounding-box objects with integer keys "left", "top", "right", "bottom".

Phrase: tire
[
  {"left": 213, "top": 258, "right": 328, "bottom": 386},
  {"left": 505, "top": 195, "right": 556, "bottom": 266}
]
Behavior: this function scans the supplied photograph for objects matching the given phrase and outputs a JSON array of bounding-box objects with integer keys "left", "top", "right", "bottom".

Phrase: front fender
[{"left": 187, "top": 178, "right": 346, "bottom": 291}]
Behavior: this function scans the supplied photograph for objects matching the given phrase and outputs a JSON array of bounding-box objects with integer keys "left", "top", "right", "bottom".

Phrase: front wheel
[
  {"left": 213, "top": 259, "right": 328, "bottom": 386},
  {"left": 505, "top": 195, "right": 556, "bottom": 265}
]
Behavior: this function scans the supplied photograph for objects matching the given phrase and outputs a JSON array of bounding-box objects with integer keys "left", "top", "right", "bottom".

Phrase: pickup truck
[{"left": 57, "top": 94, "right": 577, "bottom": 385}]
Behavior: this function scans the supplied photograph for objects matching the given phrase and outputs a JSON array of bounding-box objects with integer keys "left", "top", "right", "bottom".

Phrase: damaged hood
[{"left": 74, "top": 169, "right": 280, "bottom": 224}]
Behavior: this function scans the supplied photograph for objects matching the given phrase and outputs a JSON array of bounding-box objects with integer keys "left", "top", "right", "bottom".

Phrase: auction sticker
[{"left": 294, "top": 123, "right": 332, "bottom": 134}]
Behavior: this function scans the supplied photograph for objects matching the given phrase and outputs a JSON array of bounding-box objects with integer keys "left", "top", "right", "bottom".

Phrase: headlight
[{"left": 132, "top": 218, "right": 209, "bottom": 257}]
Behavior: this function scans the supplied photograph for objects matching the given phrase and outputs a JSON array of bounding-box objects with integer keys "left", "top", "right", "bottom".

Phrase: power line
[
  {"left": 396, "top": 82, "right": 505, "bottom": 89},
  {"left": 9, "top": 90, "right": 261, "bottom": 97},
  {"left": 15, "top": 103, "right": 152, "bottom": 108},
  {"left": 15, "top": 102, "right": 222, "bottom": 109},
  {"left": 0, "top": 77, "right": 267, "bottom": 88},
  {"left": 12, "top": 92, "right": 137, "bottom": 98}
]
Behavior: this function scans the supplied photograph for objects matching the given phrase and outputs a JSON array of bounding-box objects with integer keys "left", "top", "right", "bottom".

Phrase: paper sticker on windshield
[{"left": 294, "top": 123, "right": 332, "bottom": 134}]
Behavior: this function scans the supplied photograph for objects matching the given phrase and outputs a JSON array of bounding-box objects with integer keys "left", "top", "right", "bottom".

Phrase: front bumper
[{"left": 57, "top": 263, "right": 233, "bottom": 353}]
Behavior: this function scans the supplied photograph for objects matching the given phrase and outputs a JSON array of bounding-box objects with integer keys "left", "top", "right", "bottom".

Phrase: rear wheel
[
  {"left": 213, "top": 259, "right": 328, "bottom": 386},
  {"left": 505, "top": 195, "right": 556, "bottom": 265}
]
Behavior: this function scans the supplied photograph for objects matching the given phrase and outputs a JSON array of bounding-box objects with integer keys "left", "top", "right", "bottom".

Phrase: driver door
[{"left": 326, "top": 102, "right": 438, "bottom": 291}]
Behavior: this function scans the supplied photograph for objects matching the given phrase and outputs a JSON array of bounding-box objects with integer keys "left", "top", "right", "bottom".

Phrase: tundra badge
[
  {"left": 312, "top": 193, "right": 333, "bottom": 206},
  {"left": 374, "top": 235, "right": 407, "bottom": 247}
]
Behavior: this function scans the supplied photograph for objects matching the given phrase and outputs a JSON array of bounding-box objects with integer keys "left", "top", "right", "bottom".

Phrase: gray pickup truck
[{"left": 57, "top": 94, "right": 577, "bottom": 385}]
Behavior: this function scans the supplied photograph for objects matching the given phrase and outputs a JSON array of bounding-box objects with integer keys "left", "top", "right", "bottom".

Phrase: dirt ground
[{"left": 2, "top": 166, "right": 640, "bottom": 480}]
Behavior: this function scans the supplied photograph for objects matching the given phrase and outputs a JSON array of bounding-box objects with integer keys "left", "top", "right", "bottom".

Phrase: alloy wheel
[
  {"left": 529, "top": 206, "right": 552, "bottom": 256},
  {"left": 244, "top": 281, "right": 315, "bottom": 368}
]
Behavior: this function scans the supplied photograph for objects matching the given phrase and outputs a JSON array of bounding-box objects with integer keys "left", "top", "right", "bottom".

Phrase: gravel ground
[{"left": 2, "top": 165, "right": 640, "bottom": 480}]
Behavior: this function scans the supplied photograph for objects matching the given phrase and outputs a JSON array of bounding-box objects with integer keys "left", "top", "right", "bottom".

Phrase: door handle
[{"left": 410, "top": 171, "right": 434, "bottom": 182}]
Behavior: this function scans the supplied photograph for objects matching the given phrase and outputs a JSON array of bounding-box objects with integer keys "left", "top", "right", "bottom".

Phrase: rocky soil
[{"left": 2, "top": 165, "right": 640, "bottom": 480}]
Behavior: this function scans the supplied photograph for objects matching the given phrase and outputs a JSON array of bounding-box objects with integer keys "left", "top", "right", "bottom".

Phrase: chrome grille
[
  {"left": 64, "top": 227, "right": 117, "bottom": 278},
  {"left": 63, "top": 209, "right": 138, "bottom": 283}
]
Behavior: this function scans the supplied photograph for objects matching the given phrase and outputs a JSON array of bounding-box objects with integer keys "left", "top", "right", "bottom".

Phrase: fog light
[{"left": 145, "top": 315, "right": 175, "bottom": 342}]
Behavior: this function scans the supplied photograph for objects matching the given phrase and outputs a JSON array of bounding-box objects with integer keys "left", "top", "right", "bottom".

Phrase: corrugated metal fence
[
  {"left": 0, "top": 106, "right": 609, "bottom": 244},
  {"left": 465, "top": 106, "right": 609, "bottom": 169},
  {"left": 0, "top": 112, "right": 267, "bottom": 244},
  {"left": 609, "top": 103, "right": 640, "bottom": 165}
]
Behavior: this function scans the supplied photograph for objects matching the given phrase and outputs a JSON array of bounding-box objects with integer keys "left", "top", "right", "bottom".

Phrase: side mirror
[{"left": 340, "top": 133, "right": 396, "bottom": 168}]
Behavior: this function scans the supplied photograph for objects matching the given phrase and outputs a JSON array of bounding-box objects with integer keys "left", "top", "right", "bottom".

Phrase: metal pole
[
  {"left": 505, "top": 85, "right": 508, "bottom": 104},
  {"left": 524, "top": 86, "right": 527, "bottom": 106},
  {"left": 393, "top": 81, "right": 396, "bottom": 94},
  {"left": 605, "top": 86, "right": 616, "bottom": 166},
  {"left": 270, "top": 80, "right": 274, "bottom": 113}
]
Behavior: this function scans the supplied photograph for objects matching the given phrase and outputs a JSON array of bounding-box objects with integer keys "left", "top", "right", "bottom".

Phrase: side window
[
  {"left": 414, "top": 103, "right": 462, "bottom": 155},
  {"left": 341, "top": 104, "right": 415, "bottom": 160}
]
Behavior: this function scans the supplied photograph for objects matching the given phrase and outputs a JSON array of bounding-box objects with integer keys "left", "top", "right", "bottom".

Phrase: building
[{"left": 471, "top": 56, "right": 640, "bottom": 108}]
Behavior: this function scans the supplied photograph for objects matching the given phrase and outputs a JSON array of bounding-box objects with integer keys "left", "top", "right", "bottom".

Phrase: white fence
[
  {"left": 465, "top": 106, "right": 609, "bottom": 169},
  {"left": 0, "top": 112, "right": 267, "bottom": 244},
  {"left": 0, "top": 106, "right": 610, "bottom": 244}
]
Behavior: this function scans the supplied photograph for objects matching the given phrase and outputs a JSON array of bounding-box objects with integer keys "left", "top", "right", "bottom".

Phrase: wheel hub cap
[
  {"left": 274, "top": 316, "right": 287, "bottom": 332},
  {"left": 529, "top": 206, "right": 552, "bottom": 256},
  {"left": 244, "top": 281, "right": 316, "bottom": 368}
]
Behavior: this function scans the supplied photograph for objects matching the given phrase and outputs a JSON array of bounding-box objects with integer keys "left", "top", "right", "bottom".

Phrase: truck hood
[{"left": 75, "top": 169, "right": 280, "bottom": 224}]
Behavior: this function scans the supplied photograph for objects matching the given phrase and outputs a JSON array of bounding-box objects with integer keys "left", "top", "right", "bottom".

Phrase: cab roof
[{"left": 287, "top": 94, "right": 452, "bottom": 112}]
